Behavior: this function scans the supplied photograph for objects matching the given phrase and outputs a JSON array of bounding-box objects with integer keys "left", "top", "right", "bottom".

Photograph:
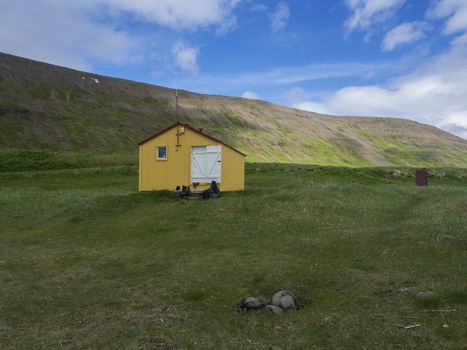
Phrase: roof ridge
[{"left": 138, "top": 122, "right": 246, "bottom": 157}]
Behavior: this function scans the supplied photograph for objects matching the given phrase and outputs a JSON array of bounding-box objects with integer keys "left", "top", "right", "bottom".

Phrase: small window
[{"left": 157, "top": 146, "right": 167, "bottom": 160}]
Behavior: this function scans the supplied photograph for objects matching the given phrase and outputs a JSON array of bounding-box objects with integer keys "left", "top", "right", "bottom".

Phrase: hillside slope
[{"left": 1, "top": 52, "right": 467, "bottom": 167}]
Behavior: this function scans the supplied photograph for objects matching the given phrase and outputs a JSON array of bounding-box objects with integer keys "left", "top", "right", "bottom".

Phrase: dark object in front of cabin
[
  {"left": 178, "top": 185, "right": 191, "bottom": 199},
  {"left": 202, "top": 181, "right": 221, "bottom": 199},
  {"left": 416, "top": 169, "right": 428, "bottom": 186}
]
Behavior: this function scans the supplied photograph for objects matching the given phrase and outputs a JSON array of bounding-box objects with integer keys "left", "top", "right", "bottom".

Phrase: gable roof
[{"left": 138, "top": 122, "right": 246, "bottom": 157}]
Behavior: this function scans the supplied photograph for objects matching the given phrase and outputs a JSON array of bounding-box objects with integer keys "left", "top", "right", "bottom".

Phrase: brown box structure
[{"left": 416, "top": 169, "right": 428, "bottom": 186}]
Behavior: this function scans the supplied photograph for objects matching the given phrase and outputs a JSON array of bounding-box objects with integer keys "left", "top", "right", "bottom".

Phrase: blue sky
[{"left": 1, "top": 0, "right": 467, "bottom": 139}]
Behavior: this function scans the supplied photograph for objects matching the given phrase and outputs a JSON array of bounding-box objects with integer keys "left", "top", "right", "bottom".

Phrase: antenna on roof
[
  {"left": 175, "top": 89, "right": 182, "bottom": 151},
  {"left": 175, "top": 89, "right": 179, "bottom": 116}
]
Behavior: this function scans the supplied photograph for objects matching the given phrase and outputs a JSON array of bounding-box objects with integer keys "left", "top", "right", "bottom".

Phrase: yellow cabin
[{"left": 138, "top": 122, "right": 245, "bottom": 192}]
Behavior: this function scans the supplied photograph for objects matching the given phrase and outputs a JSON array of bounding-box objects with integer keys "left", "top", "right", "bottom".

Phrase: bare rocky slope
[{"left": 1, "top": 52, "right": 466, "bottom": 167}]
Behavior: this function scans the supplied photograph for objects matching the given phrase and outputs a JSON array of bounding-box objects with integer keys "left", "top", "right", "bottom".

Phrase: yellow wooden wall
[{"left": 139, "top": 125, "right": 245, "bottom": 191}]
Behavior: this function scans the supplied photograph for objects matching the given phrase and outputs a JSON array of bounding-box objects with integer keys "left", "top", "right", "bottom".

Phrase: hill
[{"left": 1, "top": 52, "right": 467, "bottom": 167}]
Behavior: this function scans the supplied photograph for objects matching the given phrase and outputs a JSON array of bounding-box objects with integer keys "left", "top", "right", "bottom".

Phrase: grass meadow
[{"left": 0, "top": 163, "right": 466, "bottom": 349}]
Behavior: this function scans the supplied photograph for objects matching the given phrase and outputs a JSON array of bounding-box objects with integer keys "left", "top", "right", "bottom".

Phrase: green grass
[
  {"left": 0, "top": 164, "right": 466, "bottom": 349},
  {"left": 0, "top": 150, "right": 137, "bottom": 172}
]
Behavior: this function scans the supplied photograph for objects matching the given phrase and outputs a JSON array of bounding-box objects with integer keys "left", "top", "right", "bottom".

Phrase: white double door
[{"left": 191, "top": 146, "right": 222, "bottom": 183}]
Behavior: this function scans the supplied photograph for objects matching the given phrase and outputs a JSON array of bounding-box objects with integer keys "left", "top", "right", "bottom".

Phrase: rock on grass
[
  {"left": 241, "top": 297, "right": 262, "bottom": 310},
  {"left": 265, "top": 305, "right": 283, "bottom": 315},
  {"left": 272, "top": 291, "right": 296, "bottom": 310}
]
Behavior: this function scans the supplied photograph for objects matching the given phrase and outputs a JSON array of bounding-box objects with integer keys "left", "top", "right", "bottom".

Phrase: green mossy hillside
[{"left": 1, "top": 52, "right": 467, "bottom": 169}]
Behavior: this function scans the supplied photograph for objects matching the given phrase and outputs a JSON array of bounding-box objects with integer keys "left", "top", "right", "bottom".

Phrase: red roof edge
[{"left": 138, "top": 121, "right": 246, "bottom": 157}]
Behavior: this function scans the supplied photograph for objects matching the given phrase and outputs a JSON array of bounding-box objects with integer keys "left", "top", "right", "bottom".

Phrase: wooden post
[{"left": 416, "top": 169, "right": 428, "bottom": 186}]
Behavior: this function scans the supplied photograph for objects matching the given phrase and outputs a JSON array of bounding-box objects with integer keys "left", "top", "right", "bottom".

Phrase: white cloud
[
  {"left": 0, "top": 0, "right": 241, "bottom": 71},
  {"left": 293, "top": 101, "right": 331, "bottom": 115},
  {"left": 0, "top": 1, "right": 137, "bottom": 70},
  {"left": 286, "top": 87, "right": 331, "bottom": 114},
  {"left": 241, "top": 91, "right": 259, "bottom": 99},
  {"left": 292, "top": 1, "right": 467, "bottom": 139},
  {"left": 270, "top": 2, "right": 290, "bottom": 32},
  {"left": 171, "top": 41, "right": 199, "bottom": 74},
  {"left": 428, "top": 0, "right": 467, "bottom": 34},
  {"left": 292, "top": 0, "right": 467, "bottom": 138},
  {"left": 92, "top": 0, "right": 241, "bottom": 32},
  {"left": 345, "top": 0, "right": 406, "bottom": 33},
  {"left": 173, "top": 61, "right": 396, "bottom": 91},
  {"left": 294, "top": 40, "right": 467, "bottom": 139},
  {"left": 284, "top": 87, "right": 312, "bottom": 104},
  {"left": 453, "top": 31, "right": 467, "bottom": 45},
  {"left": 382, "top": 22, "right": 427, "bottom": 51}
]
